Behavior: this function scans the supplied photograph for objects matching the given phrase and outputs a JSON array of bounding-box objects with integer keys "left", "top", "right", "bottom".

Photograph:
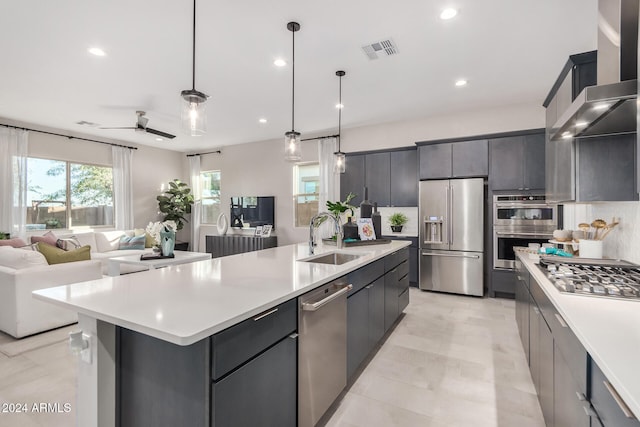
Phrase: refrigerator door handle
[
  {"left": 421, "top": 252, "right": 481, "bottom": 259},
  {"left": 449, "top": 184, "right": 454, "bottom": 245},
  {"left": 445, "top": 185, "right": 451, "bottom": 245}
]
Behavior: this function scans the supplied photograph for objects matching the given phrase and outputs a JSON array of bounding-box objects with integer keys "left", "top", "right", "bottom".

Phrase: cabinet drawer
[
  {"left": 385, "top": 247, "right": 409, "bottom": 272},
  {"left": 212, "top": 335, "right": 297, "bottom": 427},
  {"left": 590, "top": 358, "right": 640, "bottom": 427},
  {"left": 399, "top": 288, "right": 409, "bottom": 313},
  {"left": 211, "top": 299, "right": 297, "bottom": 380},
  {"left": 549, "top": 308, "right": 587, "bottom": 393},
  {"left": 398, "top": 274, "right": 409, "bottom": 295},
  {"left": 398, "top": 259, "right": 409, "bottom": 279},
  {"left": 347, "top": 259, "right": 384, "bottom": 295}
]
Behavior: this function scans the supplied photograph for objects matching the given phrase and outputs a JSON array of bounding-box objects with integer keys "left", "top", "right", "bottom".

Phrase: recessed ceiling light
[
  {"left": 455, "top": 79, "right": 467, "bottom": 87},
  {"left": 440, "top": 8, "right": 458, "bottom": 20},
  {"left": 274, "top": 59, "right": 286, "bottom": 67},
  {"left": 88, "top": 47, "right": 106, "bottom": 56},
  {"left": 155, "top": 137, "right": 163, "bottom": 141},
  {"left": 259, "top": 118, "right": 267, "bottom": 123},
  {"left": 336, "top": 103, "right": 344, "bottom": 109}
]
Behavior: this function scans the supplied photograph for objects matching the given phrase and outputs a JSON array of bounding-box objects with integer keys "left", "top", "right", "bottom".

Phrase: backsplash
[
  {"left": 352, "top": 206, "right": 419, "bottom": 237},
  {"left": 562, "top": 202, "right": 640, "bottom": 263}
]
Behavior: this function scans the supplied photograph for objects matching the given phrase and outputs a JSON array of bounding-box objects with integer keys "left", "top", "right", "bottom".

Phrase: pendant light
[
  {"left": 284, "top": 21, "right": 302, "bottom": 162},
  {"left": 334, "top": 70, "right": 346, "bottom": 174},
  {"left": 180, "top": 0, "right": 209, "bottom": 136}
]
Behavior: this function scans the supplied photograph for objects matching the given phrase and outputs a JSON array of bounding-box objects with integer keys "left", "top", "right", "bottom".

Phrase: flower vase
[{"left": 160, "top": 228, "right": 176, "bottom": 257}]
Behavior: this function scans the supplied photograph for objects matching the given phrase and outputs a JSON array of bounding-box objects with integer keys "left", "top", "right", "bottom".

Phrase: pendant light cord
[
  {"left": 291, "top": 27, "right": 296, "bottom": 131},
  {"left": 191, "top": 0, "right": 197, "bottom": 90},
  {"left": 338, "top": 74, "right": 342, "bottom": 151}
]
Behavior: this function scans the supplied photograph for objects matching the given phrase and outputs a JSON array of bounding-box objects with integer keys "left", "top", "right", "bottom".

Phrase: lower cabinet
[
  {"left": 590, "top": 358, "right": 640, "bottom": 427},
  {"left": 554, "top": 345, "right": 590, "bottom": 427},
  {"left": 538, "top": 317, "right": 554, "bottom": 427},
  {"left": 384, "top": 267, "right": 400, "bottom": 332},
  {"left": 213, "top": 336, "right": 296, "bottom": 427}
]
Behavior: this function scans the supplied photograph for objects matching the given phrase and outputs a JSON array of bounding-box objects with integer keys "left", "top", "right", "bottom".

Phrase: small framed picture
[
  {"left": 357, "top": 218, "right": 376, "bottom": 240},
  {"left": 262, "top": 224, "right": 273, "bottom": 237},
  {"left": 254, "top": 226, "right": 263, "bottom": 236}
]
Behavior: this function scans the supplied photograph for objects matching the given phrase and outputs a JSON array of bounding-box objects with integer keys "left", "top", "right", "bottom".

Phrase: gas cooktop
[{"left": 538, "top": 257, "right": 640, "bottom": 300}]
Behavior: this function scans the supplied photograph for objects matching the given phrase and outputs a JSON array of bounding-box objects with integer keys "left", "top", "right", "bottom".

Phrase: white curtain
[
  {"left": 188, "top": 155, "right": 202, "bottom": 252},
  {"left": 0, "top": 128, "right": 28, "bottom": 240},
  {"left": 112, "top": 146, "right": 134, "bottom": 230},
  {"left": 317, "top": 137, "right": 340, "bottom": 238}
]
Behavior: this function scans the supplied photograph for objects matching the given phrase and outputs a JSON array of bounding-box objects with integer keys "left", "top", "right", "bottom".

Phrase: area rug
[{"left": 0, "top": 324, "right": 77, "bottom": 357}]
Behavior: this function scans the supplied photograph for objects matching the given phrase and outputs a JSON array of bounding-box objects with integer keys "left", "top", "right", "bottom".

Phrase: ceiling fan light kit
[
  {"left": 181, "top": 0, "right": 209, "bottom": 136},
  {"left": 334, "top": 70, "right": 346, "bottom": 174},
  {"left": 284, "top": 21, "right": 302, "bottom": 162}
]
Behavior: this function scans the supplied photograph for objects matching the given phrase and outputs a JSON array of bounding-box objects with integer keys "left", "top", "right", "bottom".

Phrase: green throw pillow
[{"left": 37, "top": 242, "right": 91, "bottom": 265}]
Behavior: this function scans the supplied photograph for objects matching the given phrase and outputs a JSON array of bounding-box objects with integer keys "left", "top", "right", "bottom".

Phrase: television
[{"left": 230, "top": 196, "right": 275, "bottom": 229}]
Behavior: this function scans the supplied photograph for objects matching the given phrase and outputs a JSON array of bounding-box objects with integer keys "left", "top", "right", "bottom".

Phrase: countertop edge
[
  {"left": 516, "top": 250, "right": 640, "bottom": 419},
  {"left": 34, "top": 241, "right": 411, "bottom": 346}
]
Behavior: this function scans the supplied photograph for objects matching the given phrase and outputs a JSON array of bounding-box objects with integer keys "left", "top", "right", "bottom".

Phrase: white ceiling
[{"left": 0, "top": 0, "right": 597, "bottom": 152}]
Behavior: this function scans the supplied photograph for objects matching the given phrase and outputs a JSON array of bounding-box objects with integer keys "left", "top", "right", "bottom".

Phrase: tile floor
[{"left": 0, "top": 288, "right": 544, "bottom": 427}]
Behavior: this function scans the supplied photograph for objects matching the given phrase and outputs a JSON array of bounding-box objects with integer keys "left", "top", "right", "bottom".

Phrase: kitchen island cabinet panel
[
  {"left": 554, "top": 344, "right": 590, "bottom": 427},
  {"left": 538, "top": 312, "right": 555, "bottom": 427},
  {"left": 347, "top": 286, "right": 371, "bottom": 379},
  {"left": 212, "top": 336, "right": 297, "bottom": 427}
]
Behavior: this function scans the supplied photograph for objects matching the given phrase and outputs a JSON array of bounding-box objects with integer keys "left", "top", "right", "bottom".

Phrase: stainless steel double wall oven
[{"left": 493, "top": 194, "right": 557, "bottom": 270}]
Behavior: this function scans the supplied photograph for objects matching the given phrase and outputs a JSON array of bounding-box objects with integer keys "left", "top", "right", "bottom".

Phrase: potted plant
[
  {"left": 389, "top": 212, "right": 408, "bottom": 232},
  {"left": 157, "top": 179, "right": 194, "bottom": 231},
  {"left": 316, "top": 193, "right": 357, "bottom": 241}
]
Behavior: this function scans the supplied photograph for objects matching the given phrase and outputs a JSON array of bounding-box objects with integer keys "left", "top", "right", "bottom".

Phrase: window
[
  {"left": 293, "top": 163, "right": 320, "bottom": 227},
  {"left": 26, "top": 158, "right": 114, "bottom": 229},
  {"left": 201, "top": 171, "right": 221, "bottom": 224}
]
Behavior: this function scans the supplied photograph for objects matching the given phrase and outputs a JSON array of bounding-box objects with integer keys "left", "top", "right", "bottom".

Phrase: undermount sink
[{"left": 299, "top": 252, "right": 362, "bottom": 265}]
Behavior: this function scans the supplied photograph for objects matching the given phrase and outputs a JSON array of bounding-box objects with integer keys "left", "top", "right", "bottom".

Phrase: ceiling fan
[{"left": 100, "top": 111, "right": 176, "bottom": 139}]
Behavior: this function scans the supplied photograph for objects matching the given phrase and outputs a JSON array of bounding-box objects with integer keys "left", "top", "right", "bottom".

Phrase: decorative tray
[
  {"left": 321, "top": 238, "right": 392, "bottom": 247},
  {"left": 140, "top": 253, "right": 175, "bottom": 260}
]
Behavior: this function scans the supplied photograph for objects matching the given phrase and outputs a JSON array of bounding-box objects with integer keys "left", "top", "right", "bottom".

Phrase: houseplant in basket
[{"left": 389, "top": 212, "right": 408, "bottom": 232}]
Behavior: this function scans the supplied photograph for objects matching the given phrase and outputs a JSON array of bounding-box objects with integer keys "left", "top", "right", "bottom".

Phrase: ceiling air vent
[{"left": 361, "top": 38, "right": 398, "bottom": 60}]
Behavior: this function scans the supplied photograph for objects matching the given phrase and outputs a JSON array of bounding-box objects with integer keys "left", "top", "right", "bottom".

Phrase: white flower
[{"left": 145, "top": 220, "right": 177, "bottom": 246}]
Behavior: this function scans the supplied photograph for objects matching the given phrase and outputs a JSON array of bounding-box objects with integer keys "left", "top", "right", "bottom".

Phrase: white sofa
[
  {"left": 58, "top": 230, "right": 150, "bottom": 275},
  {"left": 0, "top": 246, "right": 103, "bottom": 338}
]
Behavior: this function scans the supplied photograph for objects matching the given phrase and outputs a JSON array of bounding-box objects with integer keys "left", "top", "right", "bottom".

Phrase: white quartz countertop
[
  {"left": 34, "top": 241, "right": 410, "bottom": 346},
  {"left": 517, "top": 251, "right": 640, "bottom": 419}
]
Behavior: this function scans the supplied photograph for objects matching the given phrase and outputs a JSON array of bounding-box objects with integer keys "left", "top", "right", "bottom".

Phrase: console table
[{"left": 205, "top": 235, "right": 278, "bottom": 258}]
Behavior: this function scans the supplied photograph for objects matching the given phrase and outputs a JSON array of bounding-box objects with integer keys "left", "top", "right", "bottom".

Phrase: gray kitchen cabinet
[
  {"left": 539, "top": 314, "right": 555, "bottom": 427},
  {"left": 382, "top": 236, "right": 418, "bottom": 286},
  {"left": 554, "top": 345, "right": 590, "bottom": 427},
  {"left": 384, "top": 267, "right": 399, "bottom": 333},
  {"left": 383, "top": 247, "right": 410, "bottom": 332},
  {"left": 419, "top": 140, "right": 488, "bottom": 180},
  {"left": 514, "top": 266, "right": 530, "bottom": 364},
  {"left": 452, "top": 139, "right": 489, "bottom": 177},
  {"left": 489, "top": 132, "right": 545, "bottom": 191},
  {"left": 419, "top": 143, "right": 452, "bottom": 179},
  {"left": 340, "top": 154, "right": 365, "bottom": 205},
  {"left": 590, "top": 358, "right": 640, "bottom": 427},
  {"left": 347, "top": 285, "right": 371, "bottom": 379},
  {"left": 365, "top": 152, "right": 391, "bottom": 207},
  {"left": 390, "top": 149, "right": 418, "bottom": 206},
  {"left": 213, "top": 336, "right": 297, "bottom": 427},
  {"left": 529, "top": 298, "right": 541, "bottom": 395},
  {"left": 368, "top": 276, "right": 386, "bottom": 347},
  {"left": 341, "top": 149, "right": 418, "bottom": 208}
]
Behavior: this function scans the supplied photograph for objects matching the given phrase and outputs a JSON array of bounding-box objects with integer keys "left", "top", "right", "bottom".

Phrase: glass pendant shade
[
  {"left": 334, "top": 151, "right": 346, "bottom": 174},
  {"left": 284, "top": 131, "right": 301, "bottom": 161},
  {"left": 181, "top": 89, "right": 207, "bottom": 136}
]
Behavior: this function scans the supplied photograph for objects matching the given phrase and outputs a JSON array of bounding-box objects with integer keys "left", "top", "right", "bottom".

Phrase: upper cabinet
[
  {"left": 340, "top": 148, "right": 418, "bottom": 207},
  {"left": 418, "top": 140, "right": 488, "bottom": 180},
  {"left": 489, "top": 132, "right": 545, "bottom": 191}
]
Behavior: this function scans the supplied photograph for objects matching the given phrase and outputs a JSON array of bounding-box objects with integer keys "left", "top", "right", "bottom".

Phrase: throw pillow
[
  {"left": 56, "top": 237, "right": 81, "bottom": 251},
  {"left": 37, "top": 242, "right": 91, "bottom": 265},
  {"left": 0, "top": 238, "right": 28, "bottom": 248},
  {"left": 119, "top": 235, "right": 145, "bottom": 250},
  {"left": 31, "top": 230, "right": 57, "bottom": 247},
  {"left": 0, "top": 246, "right": 48, "bottom": 269}
]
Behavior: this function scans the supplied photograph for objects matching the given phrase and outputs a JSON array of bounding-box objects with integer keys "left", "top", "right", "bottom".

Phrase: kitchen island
[
  {"left": 33, "top": 240, "right": 411, "bottom": 427},
  {"left": 516, "top": 250, "right": 640, "bottom": 426}
]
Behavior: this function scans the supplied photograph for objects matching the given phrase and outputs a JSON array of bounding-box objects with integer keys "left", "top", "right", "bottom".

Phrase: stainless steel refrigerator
[{"left": 419, "top": 178, "right": 484, "bottom": 296}]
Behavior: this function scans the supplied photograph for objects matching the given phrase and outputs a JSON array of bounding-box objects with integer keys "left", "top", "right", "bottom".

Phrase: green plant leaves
[{"left": 157, "top": 179, "right": 195, "bottom": 231}]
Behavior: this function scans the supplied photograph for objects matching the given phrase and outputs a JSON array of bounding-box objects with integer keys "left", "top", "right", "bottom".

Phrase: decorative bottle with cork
[{"left": 360, "top": 187, "right": 373, "bottom": 219}]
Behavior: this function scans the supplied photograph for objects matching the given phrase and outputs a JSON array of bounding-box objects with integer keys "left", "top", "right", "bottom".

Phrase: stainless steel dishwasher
[{"left": 298, "top": 280, "right": 352, "bottom": 427}]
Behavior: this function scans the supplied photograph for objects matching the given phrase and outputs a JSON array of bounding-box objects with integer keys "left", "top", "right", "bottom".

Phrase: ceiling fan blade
[
  {"left": 145, "top": 127, "right": 176, "bottom": 139},
  {"left": 99, "top": 126, "right": 137, "bottom": 130}
]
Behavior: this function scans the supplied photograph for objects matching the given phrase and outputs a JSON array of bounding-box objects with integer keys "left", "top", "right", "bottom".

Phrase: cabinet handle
[
  {"left": 533, "top": 306, "right": 540, "bottom": 315},
  {"left": 302, "top": 284, "right": 353, "bottom": 311},
  {"left": 576, "top": 392, "right": 586, "bottom": 401},
  {"left": 253, "top": 307, "right": 278, "bottom": 321},
  {"left": 366, "top": 284, "right": 374, "bottom": 289},
  {"left": 555, "top": 313, "right": 568, "bottom": 328},
  {"left": 603, "top": 380, "right": 637, "bottom": 419},
  {"left": 583, "top": 406, "right": 596, "bottom": 417},
  {"left": 288, "top": 333, "right": 298, "bottom": 339}
]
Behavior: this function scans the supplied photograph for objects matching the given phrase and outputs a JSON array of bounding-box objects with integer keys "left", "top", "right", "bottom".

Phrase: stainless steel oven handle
[
  {"left": 422, "top": 252, "right": 480, "bottom": 259},
  {"left": 495, "top": 232, "right": 553, "bottom": 237},
  {"left": 302, "top": 284, "right": 353, "bottom": 311}
]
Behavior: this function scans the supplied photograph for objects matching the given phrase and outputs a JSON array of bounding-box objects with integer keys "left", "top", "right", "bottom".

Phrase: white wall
[{"left": 5, "top": 118, "right": 186, "bottom": 237}]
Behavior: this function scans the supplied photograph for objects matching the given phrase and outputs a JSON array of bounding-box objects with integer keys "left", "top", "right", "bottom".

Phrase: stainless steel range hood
[{"left": 549, "top": 0, "right": 638, "bottom": 141}]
